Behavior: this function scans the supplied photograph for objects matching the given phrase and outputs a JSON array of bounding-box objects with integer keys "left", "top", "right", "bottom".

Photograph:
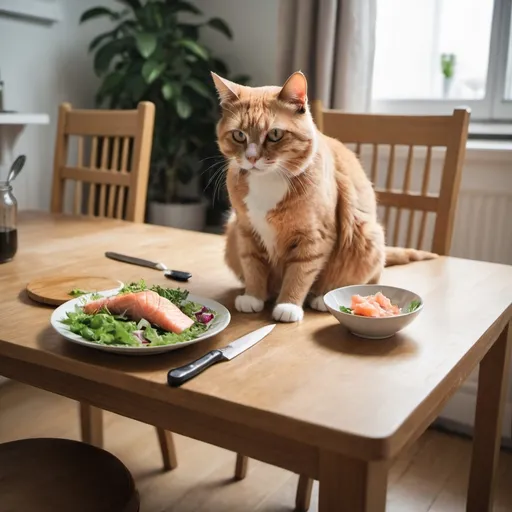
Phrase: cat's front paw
[
  {"left": 272, "top": 303, "right": 304, "bottom": 323},
  {"left": 235, "top": 294, "right": 264, "bottom": 313},
  {"left": 309, "top": 296, "right": 328, "bottom": 312}
]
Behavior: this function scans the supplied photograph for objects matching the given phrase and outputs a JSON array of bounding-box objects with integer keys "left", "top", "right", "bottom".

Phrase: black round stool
[{"left": 0, "top": 438, "right": 139, "bottom": 512}]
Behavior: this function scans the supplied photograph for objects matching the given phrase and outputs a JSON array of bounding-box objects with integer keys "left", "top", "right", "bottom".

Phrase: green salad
[{"left": 60, "top": 280, "right": 215, "bottom": 347}]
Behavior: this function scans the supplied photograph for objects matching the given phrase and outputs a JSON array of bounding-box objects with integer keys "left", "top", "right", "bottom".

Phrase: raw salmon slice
[
  {"left": 350, "top": 292, "right": 401, "bottom": 317},
  {"left": 83, "top": 291, "right": 194, "bottom": 334},
  {"left": 352, "top": 301, "right": 381, "bottom": 317}
]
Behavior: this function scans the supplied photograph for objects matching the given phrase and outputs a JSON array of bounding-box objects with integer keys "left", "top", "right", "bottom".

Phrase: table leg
[
  {"left": 234, "top": 453, "right": 248, "bottom": 480},
  {"left": 296, "top": 475, "right": 314, "bottom": 511},
  {"left": 319, "top": 451, "right": 387, "bottom": 512},
  {"left": 156, "top": 428, "right": 178, "bottom": 470},
  {"left": 79, "top": 403, "right": 103, "bottom": 448},
  {"left": 467, "top": 323, "right": 511, "bottom": 512}
]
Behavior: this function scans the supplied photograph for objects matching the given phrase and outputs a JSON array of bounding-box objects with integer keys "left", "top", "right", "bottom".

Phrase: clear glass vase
[{"left": 0, "top": 181, "right": 18, "bottom": 263}]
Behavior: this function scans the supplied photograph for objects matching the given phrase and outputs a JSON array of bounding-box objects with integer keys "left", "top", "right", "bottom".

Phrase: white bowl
[{"left": 323, "top": 285, "right": 423, "bottom": 339}]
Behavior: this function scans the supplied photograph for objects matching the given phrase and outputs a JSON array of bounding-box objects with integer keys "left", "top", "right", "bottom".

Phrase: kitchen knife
[
  {"left": 105, "top": 251, "right": 192, "bottom": 282},
  {"left": 167, "top": 324, "right": 276, "bottom": 387}
]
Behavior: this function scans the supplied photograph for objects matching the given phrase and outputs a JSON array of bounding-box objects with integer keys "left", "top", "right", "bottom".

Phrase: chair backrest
[
  {"left": 50, "top": 102, "right": 155, "bottom": 223},
  {"left": 311, "top": 101, "right": 470, "bottom": 255}
]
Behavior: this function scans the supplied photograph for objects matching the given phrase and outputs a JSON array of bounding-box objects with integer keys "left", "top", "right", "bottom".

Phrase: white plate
[{"left": 50, "top": 289, "right": 231, "bottom": 355}]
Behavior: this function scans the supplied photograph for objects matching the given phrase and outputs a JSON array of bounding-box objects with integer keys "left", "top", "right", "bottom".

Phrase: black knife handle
[
  {"left": 167, "top": 350, "right": 223, "bottom": 387},
  {"left": 164, "top": 270, "right": 192, "bottom": 282}
]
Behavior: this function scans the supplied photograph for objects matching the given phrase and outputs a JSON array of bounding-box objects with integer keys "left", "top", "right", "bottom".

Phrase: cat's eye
[
  {"left": 232, "top": 130, "right": 246, "bottom": 143},
  {"left": 267, "top": 128, "right": 284, "bottom": 142}
]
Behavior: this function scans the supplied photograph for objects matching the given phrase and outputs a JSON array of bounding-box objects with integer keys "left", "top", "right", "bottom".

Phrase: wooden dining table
[{"left": 1, "top": 211, "right": 511, "bottom": 512}]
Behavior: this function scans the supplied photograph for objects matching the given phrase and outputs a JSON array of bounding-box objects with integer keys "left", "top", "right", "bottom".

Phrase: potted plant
[
  {"left": 80, "top": 0, "right": 249, "bottom": 231},
  {"left": 441, "top": 53, "right": 456, "bottom": 99}
]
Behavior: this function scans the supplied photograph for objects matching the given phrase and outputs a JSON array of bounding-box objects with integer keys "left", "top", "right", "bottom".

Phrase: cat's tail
[{"left": 385, "top": 247, "right": 438, "bottom": 267}]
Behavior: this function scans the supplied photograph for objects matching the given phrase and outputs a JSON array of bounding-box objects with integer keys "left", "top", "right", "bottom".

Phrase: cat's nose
[{"left": 247, "top": 156, "right": 258, "bottom": 165}]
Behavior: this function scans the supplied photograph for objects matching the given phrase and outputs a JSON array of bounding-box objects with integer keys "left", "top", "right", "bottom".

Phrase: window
[{"left": 372, "top": 0, "right": 512, "bottom": 121}]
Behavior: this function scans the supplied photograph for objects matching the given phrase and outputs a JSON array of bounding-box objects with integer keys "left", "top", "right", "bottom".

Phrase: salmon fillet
[{"left": 83, "top": 291, "right": 195, "bottom": 334}]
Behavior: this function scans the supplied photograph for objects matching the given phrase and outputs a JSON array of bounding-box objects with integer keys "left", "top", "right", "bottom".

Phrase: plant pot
[
  {"left": 443, "top": 76, "right": 453, "bottom": 98},
  {"left": 148, "top": 200, "right": 208, "bottom": 232}
]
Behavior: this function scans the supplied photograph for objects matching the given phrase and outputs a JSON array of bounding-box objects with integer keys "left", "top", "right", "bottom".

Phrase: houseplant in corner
[{"left": 80, "top": 0, "right": 249, "bottom": 231}]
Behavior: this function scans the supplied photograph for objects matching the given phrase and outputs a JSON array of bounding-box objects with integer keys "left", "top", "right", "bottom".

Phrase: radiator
[{"left": 451, "top": 189, "right": 512, "bottom": 265}]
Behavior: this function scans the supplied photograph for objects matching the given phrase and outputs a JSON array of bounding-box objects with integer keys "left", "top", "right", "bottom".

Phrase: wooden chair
[
  {"left": 311, "top": 100, "right": 471, "bottom": 255},
  {"left": 236, "top": 102, "right": 471, "bottom": 511},
  {"left": 50, "top": 101, "right": 177, "bottom": 472},
  {"left": 0, "top": 438, "right": 139, "bottom": 512}
]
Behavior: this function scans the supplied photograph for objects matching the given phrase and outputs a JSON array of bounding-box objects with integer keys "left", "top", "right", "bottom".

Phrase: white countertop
[{"left": 0, "top": 113, "right": 50, "bottom": 125}]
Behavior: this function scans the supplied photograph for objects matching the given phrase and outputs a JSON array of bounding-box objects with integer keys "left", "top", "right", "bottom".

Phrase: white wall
[
  {"left": 194, "top": 0, "right": 281, "bottom": 86},
  {"left": 0, "top": 0, "right": 117, "bottom": 210}
]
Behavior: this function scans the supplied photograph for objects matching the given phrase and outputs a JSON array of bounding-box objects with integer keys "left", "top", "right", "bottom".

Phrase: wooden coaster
[{"left": 26, "top": 275, "right": 123, "bottom": 306}]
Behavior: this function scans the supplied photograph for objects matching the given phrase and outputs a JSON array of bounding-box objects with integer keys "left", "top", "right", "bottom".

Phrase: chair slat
[
  {"left": 417, "top": 146, "right": 433, "bottom": 250},
  {"left": 107, "top": 137, "right": 120, "bottom": 218},
  {"left": 98, "top": 137, "right": 110, "bottom": 217},
  {"left": 65, "top": 109, "right": 139, "bottom": 137},
  {"left": 117, "top": 137, "right": 131, "bottom": 219},
  {"left": 370, "top": 144, "right": 378, "bottom": 184},
  {"left": 61, "top": 167, "right": 131, "bottom": 187},
  {"left": 73, "top": 137, "right": 84, "bottom": 215},
  {"left": 383, "top": 145, "right": 395, "bottom": 230},
  {"left": 87, "top": 137, "right": 98, "bottom": 216},
  {"left": 393, "top": 146, "right": 414, "bottom": 245}
]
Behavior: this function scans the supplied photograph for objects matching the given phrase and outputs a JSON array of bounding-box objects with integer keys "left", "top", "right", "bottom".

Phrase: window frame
[{"left": 371, "top": 0, "right": 512, "bottom": 122}]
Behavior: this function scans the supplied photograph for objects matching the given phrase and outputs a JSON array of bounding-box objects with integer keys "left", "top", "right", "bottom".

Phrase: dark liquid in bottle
[{"left": 0, "top": 227, "right": 17, "bottom": 263}]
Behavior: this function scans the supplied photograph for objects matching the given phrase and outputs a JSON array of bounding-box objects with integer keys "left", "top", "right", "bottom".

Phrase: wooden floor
[{"left": 1, "top": 382, "right": 511, "bottom": 511}]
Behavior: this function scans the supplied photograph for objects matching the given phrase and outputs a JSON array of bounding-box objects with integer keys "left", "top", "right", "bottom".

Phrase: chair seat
[{"left": 0, "top": 438, "right": 139, "bottom": 512}]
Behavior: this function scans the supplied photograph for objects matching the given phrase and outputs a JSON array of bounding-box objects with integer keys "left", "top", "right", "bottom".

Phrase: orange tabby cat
[{"left": 212, "top": 71, "right": 435, "bottom": 322}]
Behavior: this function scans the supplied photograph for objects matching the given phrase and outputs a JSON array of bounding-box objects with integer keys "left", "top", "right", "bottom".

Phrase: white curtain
[{"left": 277, "top": 0, "right": 377, "bottom": 112}]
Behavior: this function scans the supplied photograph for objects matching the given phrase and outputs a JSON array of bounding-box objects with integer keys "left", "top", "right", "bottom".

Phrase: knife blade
[
  {"left": 105, "top": 251, "right": 192, "bottom": 282},
  {"left": 167, "top": 324, "right": 276, "bottom": 387}
]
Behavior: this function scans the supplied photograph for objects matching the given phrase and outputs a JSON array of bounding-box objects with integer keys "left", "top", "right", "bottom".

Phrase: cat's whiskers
[
  {"left": 277, "top": 165, "right": 299, "bottom": 197},
  {"left": 277, "top": 162, "right": 312, "bottom": 196},
  {"left": 212, "top": 162, "right": 230, "bottom": 205},
  {"left": 204, "top": 161, "right": 228, "bottom": 191}
]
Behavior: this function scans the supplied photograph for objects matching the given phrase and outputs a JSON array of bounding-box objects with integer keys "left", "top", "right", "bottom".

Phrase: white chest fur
[{"left": 244, "top": 172, "right": 289, "bottom": 257}]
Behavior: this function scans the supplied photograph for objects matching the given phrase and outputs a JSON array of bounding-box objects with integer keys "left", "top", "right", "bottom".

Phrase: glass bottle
[{"left": 0, "top": 181, "right": 18, "bottom": 263}]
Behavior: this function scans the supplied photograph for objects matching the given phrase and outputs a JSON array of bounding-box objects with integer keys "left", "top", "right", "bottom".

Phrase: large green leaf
[
  {"left": 116, "top": 0, "right": 141, "bottom": 10},
  {"left": 161, "top": 83, "right": 174, "bottom": 100},
  {"left": 177, "top": 23, "right": 200, "bottom": 40},
  {"left": 94, "top": 39, "right": 126, "bottom": 76},
  {"left": 170, "top": 1, "right": 202, "bottom": 15},
  {"left": 80, "top": 7, "right": 116, "bottom": 24},
  {"left": 126, "top": 75, "right": 147, "bottom": 101},
  {"left": 96, "top": 71, "right": 125, "bottom": 105},
  {"left": 101, "top": 71, "right": 125, "bottom": 92},
  {"left": 88, "top": 30, "right": 116, "bottom": 53},
  {"left": 178, "top": 39, "right": 208, "bottom": 60},
  {"left": 175, "top": 98, "right": 192, "bottom": 119},
  {"left": 207, "top": 17, "right": 233, "bottom": 39},
  {"left": 186, "top": 78, "right": 213, "bottom": 99},
  {"left": 142, "top": 60, "right": 167, "bottom": 84},
  {"left": 135, "top": 32, "right": 157, "bottom": 58}
]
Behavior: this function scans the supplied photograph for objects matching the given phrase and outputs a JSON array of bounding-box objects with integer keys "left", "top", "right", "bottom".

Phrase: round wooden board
[{"left": 27, "top": 276, "right": 123, "bottom": 306}]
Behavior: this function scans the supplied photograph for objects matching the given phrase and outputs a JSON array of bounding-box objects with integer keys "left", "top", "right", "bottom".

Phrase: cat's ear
[
  {"left": 279, "top": 71, "right": 308, "bottom": 110},
  {"left": 211, "top": 72, "right": 240, "bottom": 104}
]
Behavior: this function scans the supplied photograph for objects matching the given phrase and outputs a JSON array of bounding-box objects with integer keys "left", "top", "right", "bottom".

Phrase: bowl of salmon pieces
[
  {"left": 51, "top": 280, "right": 231, "bottom": 355},
  {"left": 323, "top": 285, "right": 423, "bottom": 339}
]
